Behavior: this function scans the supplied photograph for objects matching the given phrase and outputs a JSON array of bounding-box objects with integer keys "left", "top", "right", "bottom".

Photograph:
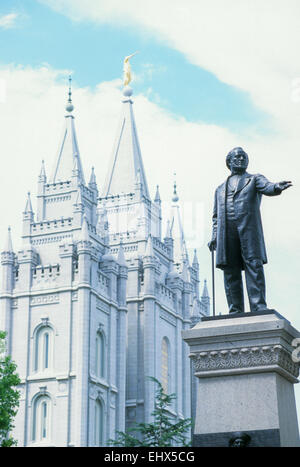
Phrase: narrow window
[
  {"left": 94, "top": 400, "right": 104, "bottom": 446},
  {"left": 41, "top": 401, "right": 47, "bottom": 439},
  {"left": 32, "top": 396, "right": 51, "bottom": 443},
  {"left": 161, "top": 337, "right": 170, "bottom": 393},
  {"left": 95, "top": 333, "right": 105, "bottom": 378},
  {"left": 43, "top": 333, "right": 49, "bottom": 369},
  {"left": 34, "top": 327, "right": 53, "bottom": 372}
]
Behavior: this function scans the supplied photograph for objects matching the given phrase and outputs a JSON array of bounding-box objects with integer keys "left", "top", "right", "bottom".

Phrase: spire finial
[
  {"left": 24, "top": 191, "right": 33, "bottom": 213},
  {"left": 39, "top": 159, "right": 47, "bottom": 181},
  {"left": 4, "top": 226, "right": 13, "bottom": 252},
  {"left": 193, "top": 248, "right": 199, "bottom": 266},
  {"left": 66, "top": 74, "right": 74, "bottom": 113},
  {"left": 202, "top": 279, "right": 209, "bottom": 299},
  {"left": 172, "top": 172, "right": 179, "bottom": 202},
  {"left": 123, "top": 52, "right": 139, "bottom": 87},
  {"left": 122, "top": 52, "right": 139, "bottom": 98},
  {"left": 89, "top": 166, "right": 97, "bottom": 188}
]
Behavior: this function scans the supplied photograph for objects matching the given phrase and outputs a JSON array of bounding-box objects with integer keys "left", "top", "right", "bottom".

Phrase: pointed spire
[
  {"left": 66, "top": 75, "right": 74, "bottom": 113},
  {"left": 81, "top": 213, "right": 90, "bottom": 242},
  {"left": 154, "top": 185, "right": 161, "bottom": 204},
  {"left": 51, "top": 76, "right": 85, "bottom": 184},
  {"left": 202, "top": 279, "right": 209, "bottom": 298},
  {"left": 39, "top": 160, "right": 47, "bottom": 182},
  {"left": 145, "top": 234, "right": 154, "bottom": 257},
  {"left": 169, "top": 178, "right": 189, "bottom": 268},
  {"left": 102, "top": 85, "right": 149, "bottom": 198},
  {"left": 89, "top": 166, "right": 97, "bottom": 189},
  {"left": 117, "top": 241, "right": 127, "bottom": 267},
  {"left": 172, "top": 172, "right": 179, "bottom": 203},
  {"left": 192, "top": 248, "right": 199, "bottom": 268},
  {"left": 4, "top": 226, "right": 13, "bottom": 252},
  {"left": 24, "top": 192, "right": 33, "bottom": 213}
]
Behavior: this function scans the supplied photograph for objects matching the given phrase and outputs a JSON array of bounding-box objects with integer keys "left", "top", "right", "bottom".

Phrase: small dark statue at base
[
  {"left": 208, "top": 147, "right": 292, "bottom": 314},
  {"left": 229, "top": 432, "right": 251, "bottom": 447}
]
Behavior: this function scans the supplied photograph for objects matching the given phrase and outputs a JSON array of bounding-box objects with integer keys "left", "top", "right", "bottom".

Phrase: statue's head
[
  {"left": 229, "top": 432, "right": 251, "bottom": 447},
  {"left": 226, "top": 147, "right": 249, "bottom": 173}
]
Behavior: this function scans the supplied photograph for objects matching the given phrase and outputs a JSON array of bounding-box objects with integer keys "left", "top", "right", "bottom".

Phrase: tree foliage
[
  {"left": 0, "top": 331, "right": 21, "bottom": 447},
  {"left": 109, "top": 377, "right": 192, "bottom": 447}
]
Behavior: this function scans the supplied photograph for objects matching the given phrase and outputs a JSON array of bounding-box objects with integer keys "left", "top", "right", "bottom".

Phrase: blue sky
[{"left": 0, "top": 0, "right": 267, "bottom": 131}]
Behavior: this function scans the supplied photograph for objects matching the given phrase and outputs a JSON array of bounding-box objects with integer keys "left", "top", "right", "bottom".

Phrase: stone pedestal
[{"left": 182, "top": 311, "right": 300, "bottom": 447}]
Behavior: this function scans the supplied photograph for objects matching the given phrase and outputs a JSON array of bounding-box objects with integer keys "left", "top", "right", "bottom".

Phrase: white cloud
[
  {"left": 39, "top": 0, "right": 300, "bottom": 134},
  {"left": 0, "top": 13, "right": 19, "bottom": 29}
]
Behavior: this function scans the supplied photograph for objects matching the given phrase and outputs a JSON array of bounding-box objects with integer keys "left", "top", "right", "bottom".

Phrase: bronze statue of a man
[{"left": 208, "top": 147, "right": 292, "bottom": 314}]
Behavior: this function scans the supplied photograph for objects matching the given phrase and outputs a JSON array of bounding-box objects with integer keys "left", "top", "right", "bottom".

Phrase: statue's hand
[
  {"left": 208, "top": 239, "right": 217, "bottom": 251},
  {"left": 276, "top": 181, "right": 292, "bottom": 192}
]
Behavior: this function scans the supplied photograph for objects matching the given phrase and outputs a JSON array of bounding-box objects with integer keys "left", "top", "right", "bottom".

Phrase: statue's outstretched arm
[{"left": 255, "top": 174, "right": 292, "bottom": 196}]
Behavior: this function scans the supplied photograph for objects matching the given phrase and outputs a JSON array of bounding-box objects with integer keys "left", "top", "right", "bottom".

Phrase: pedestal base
[{"left": 182, "top": 311, "right": 300, "bottom": 447}]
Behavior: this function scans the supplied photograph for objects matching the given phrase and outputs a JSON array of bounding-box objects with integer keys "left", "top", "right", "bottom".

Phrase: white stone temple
[{"left": 0, "top": 81, "right": 209, "bottom": 446}]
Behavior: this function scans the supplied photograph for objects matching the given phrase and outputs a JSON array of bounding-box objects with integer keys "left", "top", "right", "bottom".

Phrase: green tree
[
  {"left": 109, "top": 377, "right": 192, "bottom": 447},
  {"left": 0, "top": 331, "right": 21, "bottom": 447}
]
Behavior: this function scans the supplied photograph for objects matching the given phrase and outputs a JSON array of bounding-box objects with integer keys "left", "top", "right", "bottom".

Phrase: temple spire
[
  {"left": 102, "top": 58, "right": 149, "bottom": 199},
  {"left": 172, "top": 173, "right": 179, "bottom": 203},
  {"left": 4, "top": 226, "right": 13, "bottom": 252},
  {"left": 193, "top": 249, "right": 199, "bottom": 268},
  {"left": 154, "top": 185, "right": 161, "bottom": 204},
  {"left": 24, "top": 192, "right": 33, "bottom": 213},
  {"left": 201, "top": 279, "right": 209, "bottom": 299},
  {"left": 66, "top": 75, "right": 74, "bottom": 113},
  {"left": 89, "top": 167, "right": 97, "bottom": 188},
  {"left": 50, "top": 75, "right": 85, "bottom": 184},
  {"left": 39, "top": 160, "right": 47, "bottom": 182},
  {"left": 169, "top": 178, "right": 189, "bottom": 269}
]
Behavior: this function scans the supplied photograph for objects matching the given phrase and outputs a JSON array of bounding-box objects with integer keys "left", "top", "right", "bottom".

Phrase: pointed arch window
[
  {"left": 161, "top": 337, "right": 171, "bottom": 393},
  {"left": 32, "top": 395, "right": 51, "bottom": 443},
  {"left": 34, "top": 326, "right": 53, "bottom": 372},
  {"left": 95, "top": 332, "right": 105, "bottom": 378},
  {"left": 94, "top": 399, "right": 104, "bottom": 446}
]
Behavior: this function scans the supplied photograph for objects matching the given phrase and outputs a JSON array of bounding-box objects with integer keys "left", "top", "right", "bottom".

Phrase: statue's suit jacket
[{"left": 212, "top": 172, "right": 281, "bottom": 270}]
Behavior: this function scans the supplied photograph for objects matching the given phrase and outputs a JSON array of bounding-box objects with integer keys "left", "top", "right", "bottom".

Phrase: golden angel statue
[{"left": 123, "top": 52, "right": 139, "bottom": 86}]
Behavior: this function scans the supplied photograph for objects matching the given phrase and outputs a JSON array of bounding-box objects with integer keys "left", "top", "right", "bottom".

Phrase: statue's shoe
[
  {"left": 253, "top": 307, "right": 275, "bottom": 313},
  {"left": 229, "top": 309, "right": 244, "bottom": 315},
  {"left": 229, "top": 305, "right": 244, "bottom": 315}
]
